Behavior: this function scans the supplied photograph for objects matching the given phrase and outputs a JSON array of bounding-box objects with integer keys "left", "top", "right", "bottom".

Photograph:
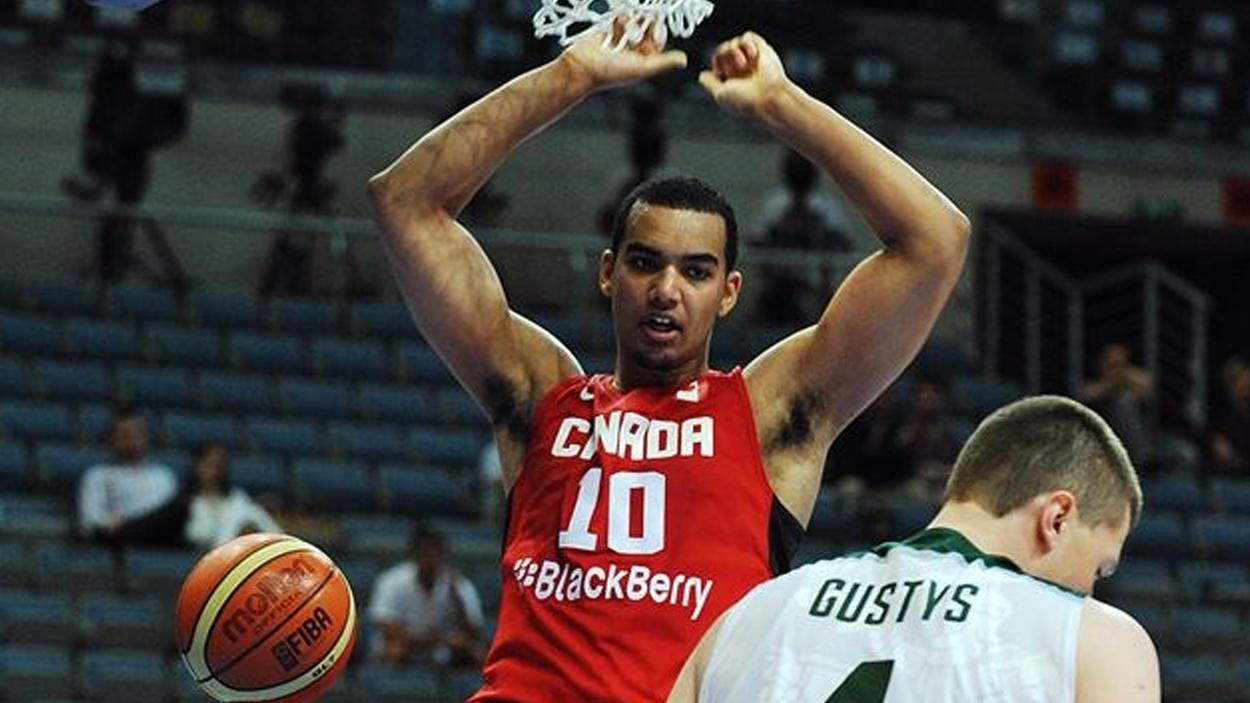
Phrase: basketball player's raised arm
[
  {"left": 1076, "top": 600, "right": 1161, "bottom": 703},
  {"left": 702, "top": 33, "right": 969, "bottom": 505},
  {"left": 368, "top": 29, "right": 686, "bottom": 483}
]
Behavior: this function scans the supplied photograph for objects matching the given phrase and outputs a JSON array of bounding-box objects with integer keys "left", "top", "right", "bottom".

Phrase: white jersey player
[{"left": 669, "top": 395, "right": 1160, "bottom": 703}]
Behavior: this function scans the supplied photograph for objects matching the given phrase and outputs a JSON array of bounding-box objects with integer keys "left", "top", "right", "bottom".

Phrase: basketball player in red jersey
[{"left": 368, "top": 25, "right": 969, "bottom": 703}]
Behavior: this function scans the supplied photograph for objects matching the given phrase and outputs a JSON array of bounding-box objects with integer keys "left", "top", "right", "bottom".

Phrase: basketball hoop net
[{"left": 533, "top": 0, "right": 715, "bottom": 51}]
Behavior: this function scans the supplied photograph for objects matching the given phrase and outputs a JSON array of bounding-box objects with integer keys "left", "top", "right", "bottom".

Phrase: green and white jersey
[{"left": 699, "top": 528, "right": 1086, "bottom": 703}]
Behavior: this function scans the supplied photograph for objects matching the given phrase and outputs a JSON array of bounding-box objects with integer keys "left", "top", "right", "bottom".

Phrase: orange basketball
[{"left": 175, "top": 533, "right": 357, "bottom": 703}]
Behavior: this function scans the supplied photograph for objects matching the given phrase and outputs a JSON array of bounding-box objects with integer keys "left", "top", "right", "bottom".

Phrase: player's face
[
  {"left": 601, "top": 204, "right": 741, "bottom": 383},
  {"left": 1046, "top": 507, "right": 1132, "bottom": 594}
]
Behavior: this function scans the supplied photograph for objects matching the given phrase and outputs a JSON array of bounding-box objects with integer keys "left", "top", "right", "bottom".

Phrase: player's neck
[
  {"left": 613, "top": 356, "right": 709, "bottom": 392},
  {"left": 928, "top": 501, "right": 1033, "bottom": 567},
  {"left": 612, "top": 357, "right": 710, "bottom": 390}
]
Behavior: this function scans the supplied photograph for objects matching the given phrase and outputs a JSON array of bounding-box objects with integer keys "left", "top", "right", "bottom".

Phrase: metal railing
[{"left": 979, "top": 220, "right": 1211, "bottom": 426}]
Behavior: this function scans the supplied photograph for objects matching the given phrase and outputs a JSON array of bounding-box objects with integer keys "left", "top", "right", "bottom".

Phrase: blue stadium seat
[
  {"left": 79, "top": 595, "right": 168, "bottom": 649},
  {"left": 267, "top": 296, "right": 340, "bottom": 334},
  {"left": 1145, "top": 474, "right": 1206, "bottom": 513},
  {"left": 1193, "top": 516, "right": 1250, "bottom": 561},
  {"left": 0, "top": 644, "right": 74, "bottom": 701},
  {"left": 430, "top": 518, "right": 500, "bottom": 561},
  {"left": 228, "top": 331, "right": 306, "bottom": 372},
  {"left": 311, "top": 336, "right": 390, "bottom": 379},
  {"left": 358, "top": 383, "right": 437, "bottom": 424},
  {"left": 437, "top": 387, "right": 484, "bottom": 425},
  {"left": 0, "top": 356, "right": 30, "bottom": 397},
  {"left": 394, "top": 342, "right": 452, "bottom": 383},
  {"left": 32, "top": 545, "right": 115, "bottom": 593},
  {"left": 293, "top": 456, "right": 375, "bottom": 512},
  {"left": 32, "top": 360, "right": 113, "bottom": 402},
  {"left": 198, "top": 371, "right": 276, "bottom": 413},
  {"left": 1104, "top": 559, "right": 1176, "bottom": 602},
  {"left": 0, "top": 443, "right": 32, "bottom": 491},
  {"left": 78, "top": 649, "right": 168, "bottom": 703},
  {"left": 1178, "top": 562, "right": 1248, "bottom": 600},
  {"left": 950, "top": 375, "right": 1022, "bottom": 418},
  {"left": 350, "top": 301, "right": 417, "bottom": 340},
  {"left": 123, "top": 548, "right": 198, "bottom": 601},
  {"left": 0, "top": 401, "right": 76, "bottom": 441},
  {"left": 144, "top": 323, "right": 223, "bottom": 367},
  {"left": 449, "top": 670, "right": 486, "bottom": 701},
  {"left": 0, "top": 590, "right": 76, "bottom": 646},
  {"left": 1127, "top": 511, "right": 1189, "bottom": 558},
  {"left": 1173, "top": 606, "right": 1245, "bottom": 650},
  {"left": 189, "top": 289, "right": 261, "bottom": 329},
  {"left": 64, "top": 318, "right": 139, "bottom": 360},
  {"left": 530, "top": 312, "right": 580, "bottom": 347},
  {"left": 119, "top": 365, "right": 196, "bottom": 408},
  {"left": 410, "top": 426, "right": 485, "bottom": 466},
  {"left": 245, "top": 416, "right": 322, "bottom": 455},
  {"left": 0, "top": 544, "right": 29, "bottom": 588},
  {"left": 1210, "top": 477, "right": 1250, "bottom": 514},
  {"left": 278, "top": 377, "right": 354, "bottom": 418},
  {"left": 1162, "top": 654, "right": 1234, "bottom": 699},
  {"left": 329, "top": 421, "right": 409, "bottom": 461},
  {"left": 228, "top": 453, "right": 288, "bottom": 496},
  {"left": 107, "top": 285, "right": 181, "bottom": 321},
  {"left": 0, "top": 494, "right": 72, "bottom": 543},
  {"left": 340, "top": 514, "right": 412, "bottom": 558},
  {"left": 162, "top": 411, "right": 240, "bottom": 449},
  {"left": 360, "top": 665, "right": 441, "bottom": 701},
  {"left": 28, "top": 279, "right": 99, "bottom": 316},
  {"left": 337, "top": 558, "right": 381, "bottom": 599},
  {"left": 36, "top": 443, "right": 111, "bottom": 492},
  {"left": 378, "top": 464, "right": 474, "bottom": 516},
  {"left": 0, "top": 312, "right": 62, "bottom": 356}
]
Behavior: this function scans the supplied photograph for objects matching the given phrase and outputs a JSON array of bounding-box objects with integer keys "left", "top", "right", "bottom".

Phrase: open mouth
[{"left": 641, "top": 314, "right": 681, "bottom": 343}]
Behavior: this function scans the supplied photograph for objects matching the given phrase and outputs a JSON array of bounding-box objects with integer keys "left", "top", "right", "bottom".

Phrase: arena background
[{"left": 0, "top": 0, "right": 1248, "bottom": 701}]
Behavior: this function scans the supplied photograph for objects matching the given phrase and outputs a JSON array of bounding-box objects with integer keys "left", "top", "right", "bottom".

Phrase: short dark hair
[
  {"left": 610, "top": 175, "right": 739, "bottom": 271},
  {"left": 944, "top": 396, "right": 1142, "bottom": 528},
  {"left": 410, "top": 523, "right": 446, "bottom": 551}
]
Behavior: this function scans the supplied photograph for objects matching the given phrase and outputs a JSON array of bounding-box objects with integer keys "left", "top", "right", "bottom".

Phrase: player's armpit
[{"left": 1076, "top": 599, "right": 1161, "bottom": 703}]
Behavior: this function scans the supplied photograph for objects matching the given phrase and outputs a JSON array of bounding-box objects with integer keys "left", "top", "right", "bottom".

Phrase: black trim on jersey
[{"left": 768, "top": 497, "right": 805, "bottom": 575}]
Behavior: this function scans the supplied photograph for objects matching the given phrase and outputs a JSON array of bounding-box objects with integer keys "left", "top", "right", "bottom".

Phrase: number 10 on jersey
[{"left": 558, "top": 468, "right": 666, "bottom": 555}]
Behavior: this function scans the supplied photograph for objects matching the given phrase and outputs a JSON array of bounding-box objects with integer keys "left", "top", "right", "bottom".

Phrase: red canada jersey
[{"left": 469, "top": 368, "right": 798, "bottom": 703}]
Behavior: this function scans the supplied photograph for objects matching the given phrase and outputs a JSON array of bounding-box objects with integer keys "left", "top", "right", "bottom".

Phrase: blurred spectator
[
  {"left": 254, "top": 83, "right": 346, "bottom": 297},
  {"left": 183, "top": 443, "right": 281, "bottom": 551},
  {"left": 478, "top": 439, "right": 505, "bottom": 527},
  {"left": 368, "top": 525, "right": 486, "bottom": 668},
  {"left": 78, "top": 408, "right": 182, "bottom": 547},
  {"left": 753, "top": 149, "right": 854, "bottom": 323},
  {"left": 1082, "top": 343, "right": 1155, "bottom": 466},
  {"left": 1210, "top": 356, "right": 1250, "bottom": 474},
  {"left": 597, "top": 95, "right": 669, "bottom": 237},
  {"left": 892, "top": 380, "right": 961, "bottom": 499},
  {"left": 827, "top": 391, "right": 906, "bottom": 494},
  {"left": 63, "top": 42, "right": 189, "bottom": 286}
]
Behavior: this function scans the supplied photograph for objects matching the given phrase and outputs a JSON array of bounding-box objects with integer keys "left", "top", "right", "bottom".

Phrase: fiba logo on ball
[
  {"left": 83, "top": 0, "right": 169, "bottom": 10},
  {"left": 176, "top": 533, "right": 357, "bottom": 703}
]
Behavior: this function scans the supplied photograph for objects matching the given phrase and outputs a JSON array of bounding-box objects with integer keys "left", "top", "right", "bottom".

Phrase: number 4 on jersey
[{"left": 825, "top": 661, "right": 893, "bottom": 703}]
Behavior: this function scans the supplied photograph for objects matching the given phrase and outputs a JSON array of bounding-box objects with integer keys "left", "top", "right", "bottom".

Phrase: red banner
[{"left": 1032, "top": 162, "right": 1078, "bottom": 211}]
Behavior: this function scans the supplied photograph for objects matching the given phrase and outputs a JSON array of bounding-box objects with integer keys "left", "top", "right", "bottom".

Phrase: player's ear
[
  {"left": 1038, "top": 490, "right": 1077, "bottom": 553},
  {"left": 718, "top": 270, "right": 742, "bottom": 317},
  {"left": 599, "top": 249, "right": 615, "bottom": 298}
]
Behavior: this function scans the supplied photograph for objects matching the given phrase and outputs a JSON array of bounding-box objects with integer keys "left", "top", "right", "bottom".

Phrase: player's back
[{"left": 699, "top": 528, "right": 1086, "bottom": 703}]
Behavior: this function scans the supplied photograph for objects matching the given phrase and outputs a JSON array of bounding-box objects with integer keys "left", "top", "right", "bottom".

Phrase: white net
[{"left": 533, "top": 0, "right": 715, "bottom": 50}]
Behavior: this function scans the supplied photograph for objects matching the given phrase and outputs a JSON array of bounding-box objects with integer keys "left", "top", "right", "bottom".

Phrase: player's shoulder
[{"left": 1080, "top": 598, "right": 1156, "bottom": 651}]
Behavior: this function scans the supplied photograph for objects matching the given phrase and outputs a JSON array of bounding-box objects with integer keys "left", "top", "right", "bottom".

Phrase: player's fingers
[
  {"left": 698, "top": 69, "right": 722, "bottom": 97},
  {"left": 740, "top": 35, "right": 760, "bottom": 62},
  {"left": 649, "top": 49, "right": 688, "bottom": 74}
]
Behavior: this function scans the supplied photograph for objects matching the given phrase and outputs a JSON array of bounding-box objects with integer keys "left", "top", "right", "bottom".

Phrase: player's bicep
[
  {"left": 372, "top": 202, "right": 578, "bottom": 420},
  {"left": 753, "top": 248, "right": 962, "bottom": 433},
  {"left": 1077, "top": 601, "right": 1161, "bottom": 703}
]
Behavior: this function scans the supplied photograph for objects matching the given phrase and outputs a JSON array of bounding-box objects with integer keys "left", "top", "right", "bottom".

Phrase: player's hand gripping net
[{"left": 533, "top": 0, "right": 715, "bottom": 51}]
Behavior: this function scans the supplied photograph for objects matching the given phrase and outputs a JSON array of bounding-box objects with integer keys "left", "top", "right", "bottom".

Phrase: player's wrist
[
  {"left": 753, "top": 79, "right": 804, "bottom": 126},
  {"left": 551, "top": 50, "right": 599, "bottom": 98}
]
